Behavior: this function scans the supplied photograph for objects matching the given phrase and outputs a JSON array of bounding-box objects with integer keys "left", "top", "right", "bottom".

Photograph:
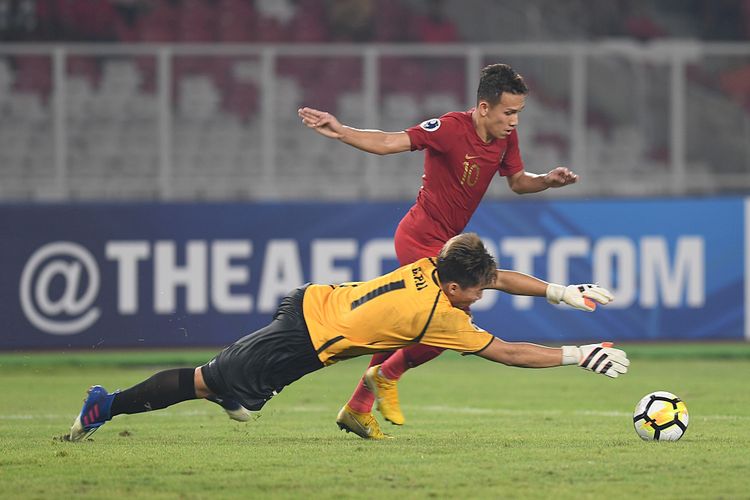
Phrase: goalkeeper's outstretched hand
[
  {"left": 562, "top": 342, "right": 630, "bottom": 378},
  {"left": 546, "top": 283, "right": 614, "bottom": 312}
]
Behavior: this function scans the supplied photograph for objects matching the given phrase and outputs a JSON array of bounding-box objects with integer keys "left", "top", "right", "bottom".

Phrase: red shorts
[{"left": 393, "top": 209, "right": 447, "bottom": 265}]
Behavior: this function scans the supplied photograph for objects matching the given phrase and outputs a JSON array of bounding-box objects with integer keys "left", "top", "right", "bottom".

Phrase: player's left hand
[
  {"left": 544, "top": 167, "right": 578, "bottom": 187},
  {"left": 562, "top": 342, "right": 630, "bottom": 378},
  {"left": 546, "top": 283, "right": 614, "bottom": 312},
  {"left": 298, "top": 107, "right": 345, "bottom": 139}
]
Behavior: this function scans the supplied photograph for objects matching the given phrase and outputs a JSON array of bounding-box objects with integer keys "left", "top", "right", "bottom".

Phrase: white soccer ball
[{"left": 633, "top": 391, "right": 689, "bottom": 441}]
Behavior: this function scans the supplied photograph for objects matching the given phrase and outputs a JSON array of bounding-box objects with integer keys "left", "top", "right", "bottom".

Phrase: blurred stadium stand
[{"left": 0, "top": 0, "right": 749, "bottom": 201}]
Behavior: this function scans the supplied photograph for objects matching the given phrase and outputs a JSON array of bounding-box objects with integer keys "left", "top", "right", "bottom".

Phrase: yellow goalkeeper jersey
[{"left": 302, "top": 257, "right": 495, "bottom": 365}]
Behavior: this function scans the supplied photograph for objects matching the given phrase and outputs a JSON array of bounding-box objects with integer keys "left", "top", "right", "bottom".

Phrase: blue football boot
[{"left": 69, "top": 385, "right": 116, "bottom": 441}]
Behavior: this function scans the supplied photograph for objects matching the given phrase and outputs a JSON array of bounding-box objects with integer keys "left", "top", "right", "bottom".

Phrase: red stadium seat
[
  {"left": 288, "top": 0, "right": 326, "bottom": 42},
  {"left": 256, "top": 17, "right": 288, "bottom": 42},
  {"left": 719, "top": 64, "right": 750, "bottom": 109},
  {"left": 14, "top": 56, "right": 52, "bottom": 96},
  {"left": 136, "top": 0, "right": 179, "bottom": 42},
  {"left": 410, "top": 13, "right": 459, "bottom": 43},
  {"left": 179, "top": 0, "right": 218, "bottom": 42},
  {"left": 66, "top": 56, "right": 99, "bottom": 87},
  {"left": 217, "top": 0, "right": 259, "bottom": 41},
  {"left": 223, "top": 81, "right": 260, "bottom": 122},
  {"left": 374, "top": 0, "right": 410, "bottom": 41}
]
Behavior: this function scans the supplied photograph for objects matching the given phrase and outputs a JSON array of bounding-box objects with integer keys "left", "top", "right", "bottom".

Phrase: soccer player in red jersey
[{"left": 298, "top": 63, "right": 580, "bottom": 438}]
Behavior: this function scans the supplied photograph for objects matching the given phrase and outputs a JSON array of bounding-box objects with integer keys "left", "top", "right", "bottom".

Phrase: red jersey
[{"left": 396, "top": 110, "right": 523, "bottom": 263}]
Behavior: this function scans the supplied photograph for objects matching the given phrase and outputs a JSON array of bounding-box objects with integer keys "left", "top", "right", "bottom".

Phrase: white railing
[{"left": 0, "top": 41, "right": 749, "bottom": 201}]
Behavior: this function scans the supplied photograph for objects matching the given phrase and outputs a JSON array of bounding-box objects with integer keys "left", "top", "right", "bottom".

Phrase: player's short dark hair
[
  {"left": 437, "top": 233, "right": 497, "bottom": 289},
  {"left": 476, "top": 63, "right": 528, "bottom": 106}
]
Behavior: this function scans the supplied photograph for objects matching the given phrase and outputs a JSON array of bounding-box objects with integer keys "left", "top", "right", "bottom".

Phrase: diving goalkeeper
[{"left": 67, "top": 233, "right": 628, "bottom": 442}]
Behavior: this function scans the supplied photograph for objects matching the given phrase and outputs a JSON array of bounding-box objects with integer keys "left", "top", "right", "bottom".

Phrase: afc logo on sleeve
[{"left": 419, "top": 118, "right": 441, "bottom": 131}]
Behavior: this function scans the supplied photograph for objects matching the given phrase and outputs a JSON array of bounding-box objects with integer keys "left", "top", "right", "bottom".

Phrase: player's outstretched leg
[
  {"left": 68, "top": 368, "right": 200, "bottom": 441},
  {"left": 335, "top": 404, "right": 392, "bottom": 440},
  {"left": 367, "top": 344, "right": 446, "bottom": 425},
  {"left": 69, "top": 385, "right": 117, "bottom": 441},
  {"left": 206, "top": 395, "right": 253, "bottom": 422}
]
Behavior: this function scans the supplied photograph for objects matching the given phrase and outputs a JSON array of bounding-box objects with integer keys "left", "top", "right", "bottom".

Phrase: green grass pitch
[{"left": 1, "top": 344, "right": 749, "bottom": 499}]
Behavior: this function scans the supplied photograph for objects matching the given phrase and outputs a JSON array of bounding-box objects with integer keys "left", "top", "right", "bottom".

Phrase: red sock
[
  {"left": 380, "top": 344, "right": 446, "bottom": 380},
  {"left": 346, "top": 352, "right": 394, "bottom": 413}
]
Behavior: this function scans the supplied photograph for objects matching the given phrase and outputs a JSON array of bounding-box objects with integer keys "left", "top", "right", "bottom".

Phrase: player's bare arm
[
  {"left": 475, "top": 338, "right": 629, "bottom": 378},
  {"left": 506, "top": 166, "right": 579, "bottom": 194},
  {"left": 475, "top": 338, "right": 563, "bottom": 367},
  {"left": 487, "top": 269, "right": 614, "bottom": 312},
  {"left": 487, "top": 269, "right": 548, "bottom": 296},
  {"left": 298, "top": 106, "right": 411, "bottom": 155}
]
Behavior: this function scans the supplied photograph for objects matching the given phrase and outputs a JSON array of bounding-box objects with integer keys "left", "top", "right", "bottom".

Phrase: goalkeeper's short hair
[{"left": 436, "top": 233, "right": 497, "bottom": 289}]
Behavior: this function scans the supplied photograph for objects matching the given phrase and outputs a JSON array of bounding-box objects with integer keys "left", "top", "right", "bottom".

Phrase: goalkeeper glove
[
  {"left": 561, "top": 342, "right": 629, "bottom": 378},
  {"left": 546, "top": 283, "right": 613, "bottom": 311}
]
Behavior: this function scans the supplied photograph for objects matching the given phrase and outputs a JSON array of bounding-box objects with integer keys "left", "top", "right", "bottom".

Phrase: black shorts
[{"left": 201, "top": 285, "right": 324, "bottom": 411}]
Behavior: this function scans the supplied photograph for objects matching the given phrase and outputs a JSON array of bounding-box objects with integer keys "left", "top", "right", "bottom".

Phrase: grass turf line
[{"left": 1, "top": 341, "right": 749, "bottom": 369}]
